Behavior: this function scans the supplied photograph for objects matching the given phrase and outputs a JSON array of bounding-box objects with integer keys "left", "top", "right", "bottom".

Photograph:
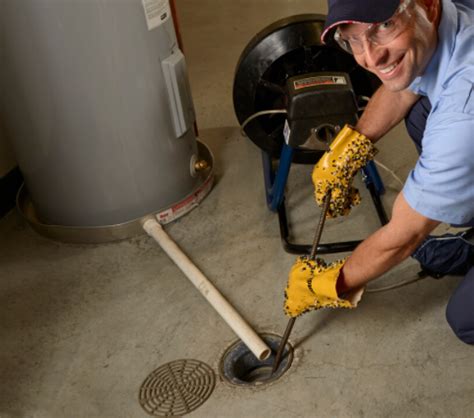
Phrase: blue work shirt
[{"left": 404, "top": 0, "right": 474, "bottom": 225}]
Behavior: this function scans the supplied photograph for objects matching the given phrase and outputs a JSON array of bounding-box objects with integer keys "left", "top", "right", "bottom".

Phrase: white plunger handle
[{"left": 142, "top": 217, "right": 271, "bottom": 361}]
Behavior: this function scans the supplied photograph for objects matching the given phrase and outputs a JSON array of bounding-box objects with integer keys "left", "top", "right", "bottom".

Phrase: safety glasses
[{"left": 334, "top": 0, "right": 414, "bottom": 55}]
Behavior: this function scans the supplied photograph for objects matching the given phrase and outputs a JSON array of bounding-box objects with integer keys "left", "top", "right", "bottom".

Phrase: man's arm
[
  {"left": 337, "top": 192, "right": 440, "bottom": 292},
  {"left": 356, "top": 85, "right": 420, "bottom": 142}
]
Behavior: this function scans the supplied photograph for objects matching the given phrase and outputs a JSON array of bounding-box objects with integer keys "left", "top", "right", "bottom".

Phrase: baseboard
[{"left": 0, "top": 166, "right": 23, "bottom": 218}]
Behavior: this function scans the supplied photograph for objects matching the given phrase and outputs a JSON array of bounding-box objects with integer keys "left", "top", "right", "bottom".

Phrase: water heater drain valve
[{"left": 190, "top": 154, "right": 209, "bottom": 177}]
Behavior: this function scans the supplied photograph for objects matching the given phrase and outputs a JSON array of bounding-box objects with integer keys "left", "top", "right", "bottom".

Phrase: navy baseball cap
[{"left": 321, "top": 0, "right": 401, "bottom": 44}]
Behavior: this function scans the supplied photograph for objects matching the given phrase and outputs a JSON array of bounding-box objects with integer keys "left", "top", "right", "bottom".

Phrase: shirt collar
[{"left": 408, "top": 0, "right": 458, "bottom": 99}]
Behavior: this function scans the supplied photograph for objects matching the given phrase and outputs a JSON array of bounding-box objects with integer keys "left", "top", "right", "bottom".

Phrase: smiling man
[{"left": 284, "top": 0, "right": 474, "bottom": 344}]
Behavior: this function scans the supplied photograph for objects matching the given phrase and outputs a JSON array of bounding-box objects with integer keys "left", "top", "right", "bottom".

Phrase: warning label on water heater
[{"left": 142, "top": 0, "right": 171, "bottom": 31}]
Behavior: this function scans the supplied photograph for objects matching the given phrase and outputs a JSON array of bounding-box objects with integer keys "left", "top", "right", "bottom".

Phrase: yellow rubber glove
[
  {"left": 283, "top": 256, "right": 364, "bottom": 317},
  {"left": 312, "top": 124, "right": 377, "bottom": 218}
]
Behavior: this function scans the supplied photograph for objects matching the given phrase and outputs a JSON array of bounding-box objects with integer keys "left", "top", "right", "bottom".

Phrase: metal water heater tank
[{"left": 0, "top": 0, "right": 213, "bottom": 242}]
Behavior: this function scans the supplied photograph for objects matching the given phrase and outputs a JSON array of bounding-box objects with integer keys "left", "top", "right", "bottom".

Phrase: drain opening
[
  {"left": 139, "top": 359, "right": 215, "bottom": 416},
  {"left": 219, "top": 333, "right": 293, "bottom": 386},
  {"left": 243, "top": 365, "right": 273, "bottom": 383}
]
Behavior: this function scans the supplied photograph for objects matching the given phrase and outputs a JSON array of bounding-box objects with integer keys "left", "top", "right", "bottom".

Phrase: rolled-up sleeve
[{"left": 403, "top": 106, "right": 474, "bottom": 224}]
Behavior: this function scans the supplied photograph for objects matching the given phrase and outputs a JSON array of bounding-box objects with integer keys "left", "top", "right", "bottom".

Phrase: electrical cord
[
  {"left": 357, "top": 95, "right": 371, "bottom": 112},
  {"left": 366, "top": 276, "right": 425, "bottom": 293},
  {"left": 239, "top": 109, "right": 287, "bottom": 137},
  {"left": 373, "top": 159, "right": 405, "bottom": 187}
]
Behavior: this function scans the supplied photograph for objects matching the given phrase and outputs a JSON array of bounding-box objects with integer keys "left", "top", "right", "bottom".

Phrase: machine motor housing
[{"left": 284, "top": 72, "right": 359, "bottom": 148}]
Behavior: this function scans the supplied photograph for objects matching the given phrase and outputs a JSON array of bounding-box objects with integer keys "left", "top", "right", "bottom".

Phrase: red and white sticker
[
  {"left": 293, "top": 75, "right": 347, "bottom": 90},
  {"left": 156, "top": 174, "right": 214, "bottom": 224}
]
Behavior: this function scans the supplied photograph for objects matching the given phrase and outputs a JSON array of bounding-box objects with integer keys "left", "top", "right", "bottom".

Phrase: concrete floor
[{"left": 1, "top": 1, "right": 473, "bottom": 417}]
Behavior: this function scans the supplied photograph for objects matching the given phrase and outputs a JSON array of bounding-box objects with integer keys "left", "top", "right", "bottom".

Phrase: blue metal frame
[
  {"left": 263, "top": 144, "right": 389, "bottom": 254},
  {"left": 263, "top": 145, "right": 385, "bottom": 212},
  {"left": 362, "top": 160, "right": 385, "bottom": 195},
  {"left": 262, "top": 144, "right": 294, "bottom": 212}
]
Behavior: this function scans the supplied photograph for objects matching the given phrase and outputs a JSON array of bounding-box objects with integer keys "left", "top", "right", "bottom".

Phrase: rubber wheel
[{"left": 233, "top": 14, "right": 380, "bottom": 163}]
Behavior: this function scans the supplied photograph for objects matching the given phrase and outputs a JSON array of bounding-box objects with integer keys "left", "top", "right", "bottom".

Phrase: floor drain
[
  {"left": 219, "top": 333, "right": 293, "bottom": 387},
  {"left": 139, "top": 359, "right": 215, "bottom": 416}
]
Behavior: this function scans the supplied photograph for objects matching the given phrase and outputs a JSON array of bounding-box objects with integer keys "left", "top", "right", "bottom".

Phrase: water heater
[{"left": 0, "top": 0, "right": 213, "bottom": 242}]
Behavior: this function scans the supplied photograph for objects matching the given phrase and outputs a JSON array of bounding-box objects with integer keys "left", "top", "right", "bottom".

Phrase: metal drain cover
[{"left": 139, "top": 359, "right": 215, "bottom": 416}]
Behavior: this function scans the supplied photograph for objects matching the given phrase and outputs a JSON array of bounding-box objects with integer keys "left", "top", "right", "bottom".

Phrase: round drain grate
[{"left": 139, "top": 359, "right": 215, "bottom": 416}]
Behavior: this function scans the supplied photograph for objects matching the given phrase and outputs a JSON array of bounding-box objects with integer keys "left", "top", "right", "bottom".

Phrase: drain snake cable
[{"left": 239, "top": 109, "right": 432, "bottom": 293}]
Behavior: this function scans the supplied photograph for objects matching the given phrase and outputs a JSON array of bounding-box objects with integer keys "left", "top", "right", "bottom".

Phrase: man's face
[{"left": 339, "top": 1, "right": 439, "bottom": 91}]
